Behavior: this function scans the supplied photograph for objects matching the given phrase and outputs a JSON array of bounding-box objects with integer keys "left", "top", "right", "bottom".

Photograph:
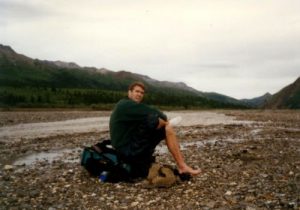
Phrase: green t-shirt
[{"left": 109, "top": 98, "right": 167, "bottom": 149}]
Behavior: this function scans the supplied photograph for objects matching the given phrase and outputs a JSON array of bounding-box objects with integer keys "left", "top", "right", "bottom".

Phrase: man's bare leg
[{"left": 164, "top": 124, "right": 201, "bottom": 176}]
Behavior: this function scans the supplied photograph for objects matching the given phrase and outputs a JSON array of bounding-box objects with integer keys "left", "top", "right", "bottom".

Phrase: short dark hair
[{"left": 128, "top": 81, "right": 145, "bottom": 91}]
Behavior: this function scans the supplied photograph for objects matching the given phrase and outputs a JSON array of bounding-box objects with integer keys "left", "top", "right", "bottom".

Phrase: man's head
[{"left": 128, "top": 82, "right": 145, "bottom": 103}]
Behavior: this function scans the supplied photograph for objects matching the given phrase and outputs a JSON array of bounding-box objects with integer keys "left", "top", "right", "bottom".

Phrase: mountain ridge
[
  {"left": 263, "top": 77, "right": 300, "bottom": 109},
  {"left": 0, "top": 44, "right": 205, "bottom": 95},
  {"left": 241, "top": 92, "right": 273, "bottom": 108},
  {"left": 1, "top": 44, "right": 248, "bottom": 108},
  {"left": 1, "top": 43, "right": 299, "bottom": 109}
]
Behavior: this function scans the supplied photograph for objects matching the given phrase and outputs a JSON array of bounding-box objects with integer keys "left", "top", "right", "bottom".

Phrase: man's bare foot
[{"left": 178, "top": 165, "right": 201, "bottom": 176}]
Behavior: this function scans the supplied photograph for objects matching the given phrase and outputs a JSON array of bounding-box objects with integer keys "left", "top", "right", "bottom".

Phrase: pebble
[
  {"left": 245, "top": 195, "right": 255, "bottom": 202},
  {"left": 225, "top": 190, "right": 232, "bottom": 196},
  {"left": 0, "top": 110, "right": 299, "bottom": 209},
  {"left": 246, "top": 206, "right": 257, "bottom": 210},
  {"left": 130, "top": 201, "right": 139, "bottom": 207},
  {"left": 4, "top": 165, "right": 14, "bottom": 170},
  {"left": 206, "top": 201, "right": 216, "bottom": 208},
  {"left": 229, "top": 182, "right": 237, "bottom": 186}
]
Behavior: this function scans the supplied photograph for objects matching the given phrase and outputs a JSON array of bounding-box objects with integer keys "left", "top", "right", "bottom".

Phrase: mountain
[
  {"left": 0, "top": 44, "right": 203, "bottom": 95},
  {"left": 2, "top": 44, "right": 299, "bottom": 109},
  {"left": 203, "top": 92, "right": 247, "bottom": 106},
  {"left": 45, "top": 60, "right": 81, "bottom": 69},
  {"left": 241, "top": 93, "right": 272, "bottom": 108},
  {"left": 263, "top": 77, "right": 300, "bottom": 109},
  {"left": 1, "top": 44, "right": 249, "bottom": 108}
]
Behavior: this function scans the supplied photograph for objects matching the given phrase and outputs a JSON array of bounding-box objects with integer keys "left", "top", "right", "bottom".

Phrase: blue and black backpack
[{"left": 80, "top": 140, "right": 132, "bottom": 182}]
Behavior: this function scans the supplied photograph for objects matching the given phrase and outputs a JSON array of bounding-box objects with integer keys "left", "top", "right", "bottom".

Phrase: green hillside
[
  {"left": 0, "top": 44, "right": 246, "bottom": 109},
  {"left": 263, "top": 77, "right": 300, "bottom": 109}
]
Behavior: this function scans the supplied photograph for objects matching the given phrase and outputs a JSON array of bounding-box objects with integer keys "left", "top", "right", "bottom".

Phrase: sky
[{"left": 1, "top": 0, "right": 299, "bottom": 99}]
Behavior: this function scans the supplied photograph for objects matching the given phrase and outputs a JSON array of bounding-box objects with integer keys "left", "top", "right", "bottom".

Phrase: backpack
[{"left": 80, "top": 140, "right": 132, "bottom": 182}]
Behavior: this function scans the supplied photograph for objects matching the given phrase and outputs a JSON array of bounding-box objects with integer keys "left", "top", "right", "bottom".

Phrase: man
[{"left": 109, "top": 81, "right": 201, "bottom": 178}]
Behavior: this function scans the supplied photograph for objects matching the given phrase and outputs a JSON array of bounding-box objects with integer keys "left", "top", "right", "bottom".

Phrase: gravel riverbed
[{"left": 0, "top": 110, "right": 299, "bottom": 210}]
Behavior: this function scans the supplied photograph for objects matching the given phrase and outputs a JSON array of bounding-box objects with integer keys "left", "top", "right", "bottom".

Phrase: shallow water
[
  {"left": 0, "top": 111, "right": 252, "bottom": 142},
  {"left": 6, "top": 111, "right": 255, "bottom": 167},
  {"left": 13, "top": 137, "right": 246, "bottom": 167},
  {"left": 13, "top": 148, "right": 80, "bottom": 166},
  {"left": 155, "top": 137, "right": 248, "bottom": 155}
]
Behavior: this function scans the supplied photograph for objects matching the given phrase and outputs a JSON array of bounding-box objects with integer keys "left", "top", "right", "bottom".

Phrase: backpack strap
[
  {"left": 92, "top": 145, "right": 102, "bottom": 154},
  {"left": 95, "top": 140, "right": 117, "bottom": 154}
]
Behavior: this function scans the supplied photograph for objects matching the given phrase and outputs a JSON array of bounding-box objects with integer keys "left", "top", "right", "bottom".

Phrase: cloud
[
  {"left": 1, "top": 0, "right": 299, "bottom": 99},
  {"left": 0, "top": 0, "right": 58, "bottom": 21}
]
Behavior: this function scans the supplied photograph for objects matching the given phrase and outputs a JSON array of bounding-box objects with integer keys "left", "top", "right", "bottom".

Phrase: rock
[
  {"left": 246, "top": 206, "right": 257, "bottom": 210},
  {"left": 130, "top": 201, "right": 139, "bottom": 207},
  {"left": 206, "top": 201, "right": 216, "bottom": 208},
  {"left": 229, "top": 182, "right": 237, "bottom": 186},
  {"left": 225, "top": 190, "right": 232, "bottom": 196},
  {"left": 4, "top": 165, "right": 14, "bottom": 170},
  {"left": 29, "top": 190, "right": 39, "bottom": 197},
  {"left": 1, "top": 110, "right": 300, "bottom": 210},
  {"left": 245, "top": 195, "right": 255, "bottom": 202}
]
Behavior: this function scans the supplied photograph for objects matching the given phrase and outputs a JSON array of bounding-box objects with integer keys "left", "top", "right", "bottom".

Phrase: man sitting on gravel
[{"left": 109, "top": 81, "right": 201, "bottom": 179}]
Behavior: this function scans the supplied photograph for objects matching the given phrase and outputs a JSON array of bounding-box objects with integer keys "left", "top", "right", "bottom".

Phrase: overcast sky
[{"left": 1, "top": 0, "right": 299, "bottom": 99}]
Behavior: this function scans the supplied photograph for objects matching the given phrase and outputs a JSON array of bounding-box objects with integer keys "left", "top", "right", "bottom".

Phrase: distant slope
[
  {"left": 263, "top": 77, "right": 300, "bottom": 109},
  {"left": 0, "top": 44, "right": 126, "bottom": 90},
  {"left": 0, "top": 44, "right": 247, "bottom": 108},
  {"left": 203, "top": 92, "right": 248, "bottom": 106},
  {"left": 3, "top": 43, "right": 299, "bottom": 109},
  {"left": 0, "top": 44, "right": 205, "bottom": 95},
  {"left": 241, "top": 93, "right": 272, "bottom": 108}
]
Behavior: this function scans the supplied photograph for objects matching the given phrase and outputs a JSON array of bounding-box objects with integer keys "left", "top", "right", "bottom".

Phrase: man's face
[{"left": 128, "top": 85, "right": 144, "bottom": 103}]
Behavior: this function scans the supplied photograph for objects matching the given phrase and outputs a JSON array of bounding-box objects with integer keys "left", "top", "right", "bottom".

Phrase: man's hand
[
  {"left": 178, "top": 164, "right": 202, "bottom": 176},
  {"left": 157, "top": 118, "right": 168, "bottom": 129}
]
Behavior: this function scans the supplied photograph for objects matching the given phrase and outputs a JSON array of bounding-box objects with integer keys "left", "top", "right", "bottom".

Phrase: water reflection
[
  {"left": 13, "top": 137, "right": 246, "bottom": 167},
  {"left": 14, "top": 148, "right": 80, "bottom": 166}
]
